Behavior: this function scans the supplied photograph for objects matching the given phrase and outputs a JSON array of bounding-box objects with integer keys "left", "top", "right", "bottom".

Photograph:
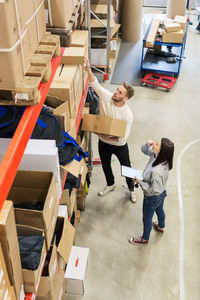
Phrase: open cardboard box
[
  {"left": 8, "top": 170, "right": 58, "bottom": 250},
  {"left": 16, "top": 225, "right": 46, "bottom": 294},
  {"left": 0, "top": 201, "right": 24, "bottom": 300}
]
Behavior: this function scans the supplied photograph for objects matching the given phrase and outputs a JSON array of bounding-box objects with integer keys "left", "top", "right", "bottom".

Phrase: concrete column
[
  {"left": 167, "top": 0, "right": 187, "bottom": 18},
  {"left": 121, "top": 0, "right": 142, "bottom": 43}
]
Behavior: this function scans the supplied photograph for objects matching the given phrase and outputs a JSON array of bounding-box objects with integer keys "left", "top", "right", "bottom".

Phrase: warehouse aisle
[{"left": 65, "top": 11, "right": 200, "bottom": 300}]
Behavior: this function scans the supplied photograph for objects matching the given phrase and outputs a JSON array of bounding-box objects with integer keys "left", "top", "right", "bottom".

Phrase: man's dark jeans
[{"left": 98, "top": 139, "right": 134, "bottom": 190}]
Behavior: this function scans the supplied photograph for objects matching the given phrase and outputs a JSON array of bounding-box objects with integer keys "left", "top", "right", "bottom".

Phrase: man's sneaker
[
  {"left": 98, "top": 184, "right": 116, "bottom": 196},
  {"left": 152, "top": 220, "right": 164, "bottom": 234},
  {"left": 130, "top": 190, "right": 137, "bottom": 203},
  {"left": 128, "top": 236, "right": 148, "bottom": 246}
]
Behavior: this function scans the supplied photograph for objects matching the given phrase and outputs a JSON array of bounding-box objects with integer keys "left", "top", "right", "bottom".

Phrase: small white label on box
[
  {"left": 3, "top": 288, "right": 8, "bottom": 300},
  {"left": 45, "top": 9, "right": 49, "bottom": 23},
  {"left": 15, "top": 93, "right": 30, "bottom": 101},
  {"left": 0, "top": 269, "right": 3, "bottom": 284},
  {"left": 49, "top": 195, "right": 54, "bottom": 208}
]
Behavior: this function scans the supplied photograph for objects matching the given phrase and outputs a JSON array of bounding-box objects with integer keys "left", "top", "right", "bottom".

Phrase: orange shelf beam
[{"left": 0, "top": 47, "right": 65, "bottom": 211}]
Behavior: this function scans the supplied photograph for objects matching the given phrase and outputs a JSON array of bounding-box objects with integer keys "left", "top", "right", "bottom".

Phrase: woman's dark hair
[{"left": 152, "top": 138, "right": 174, "bottom": 170}]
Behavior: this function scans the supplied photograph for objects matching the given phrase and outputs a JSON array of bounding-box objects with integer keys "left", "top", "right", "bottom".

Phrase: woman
[{"left": 129, "top": 138, "right": 174, "bottom": 245}]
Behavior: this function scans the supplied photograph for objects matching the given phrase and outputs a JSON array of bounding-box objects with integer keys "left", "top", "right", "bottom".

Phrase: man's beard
[{"left": 112, "top": 97, "right": 123, "bottom": 103}]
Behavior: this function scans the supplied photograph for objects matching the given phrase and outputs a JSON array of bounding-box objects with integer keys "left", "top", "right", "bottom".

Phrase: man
[{"left": 83, "top": 57, "right": 136, "bottom": 203}]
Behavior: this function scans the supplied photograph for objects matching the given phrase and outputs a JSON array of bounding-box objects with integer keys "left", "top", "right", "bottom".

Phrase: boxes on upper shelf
[
  {"left": 0, "top": 0, "right": 46, "bottom": 89},
  {"left": 49, "top": 64, "right": 84, "bottom": 119},
  {"left": 44, "top": 0, "right": 74, "bottom": 28},
  {"left": 61, "top": 47, "right": 86, "bottom": 65}
]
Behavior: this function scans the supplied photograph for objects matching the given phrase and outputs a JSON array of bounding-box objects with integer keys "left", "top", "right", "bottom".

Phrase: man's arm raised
[{"left": 83, "top": 57, "right": 95, "bottom": 83}]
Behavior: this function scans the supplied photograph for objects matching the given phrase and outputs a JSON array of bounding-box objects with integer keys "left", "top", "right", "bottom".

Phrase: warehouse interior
[
  {"left": 69, "top": 7, "right": 200, "bottom": 300},
  {"left": 0, "top": 1, "right": 200, "bottom": 300}
]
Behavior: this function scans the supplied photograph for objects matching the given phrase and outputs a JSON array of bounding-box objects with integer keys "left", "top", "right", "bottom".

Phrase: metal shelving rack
[
  {"left": 88, "top": 0, "right": 111, "bottom": 79},
  {"left": 0, "top": 47, "right": 89, "bottom": 300}
]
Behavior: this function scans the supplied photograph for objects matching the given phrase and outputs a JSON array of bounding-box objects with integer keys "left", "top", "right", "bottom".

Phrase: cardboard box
[
  {"left": 174, "top": 15, "right": 187, "bottom": 31},
  {"left": 60, "top": 189, "right": 77, "bottom": 218},
  {"left": 0, "top": 0, "right": 46, "bottom": 89},
  {"left": 0, "top": 201, "right": 24, "bottom": 300},
  {"left": 58, "top": 205, "right": 68, "bottom": 218},
  {"left": 49, "top": 64, "right": 83, "bottom": 119},
  {"left": 76, "top": 131, "right": 89, "bottom": 152},
  {"left": 53, "top": 101, "right": 71, "bottom": 132},
  {"left": 91, "top": 0, "right": 119, "bottom": 11},
  {"left": 81, "top": 114, "right": 127, "bottom": 138},
  {"left": 162, "top": 29, "right": 184, "bottom": 43},
  {"left": 44, "top": 0, "right": 73, "bottom": 28},
  {"left": 164, "top": 22, "right": 181, "bottom": 32},
  {"left": 8, "top": 170, "right": 58, "bottom": 250},
  {"left": 0, "top": 138, "right": 62, "bottom": 201},
  {"left": 0, "top": 243, "right": 13, "bottom": 296},
  {"left": 61, "top": 47, "right": 86, "bottom": 65},
  {"left": 68, "top": 118, "right": 76, "bottom": 138},
  {"left": 65, "top": 246, "right": 89, "bottom": 295},
  {"left": 37, "top": 244, "right": 57, "bottom": 299},
  {"left": 55, "top": 217, "right": 75, "bottom": 272},
  {"left": 70, "top": 30, "right": 89, "bottom": 48},
  {"left": 91, "top": 4, "right": 114, "bottom": 20},
  {"left": 17, "top": 225, "right": 46, "bottom": 294}
]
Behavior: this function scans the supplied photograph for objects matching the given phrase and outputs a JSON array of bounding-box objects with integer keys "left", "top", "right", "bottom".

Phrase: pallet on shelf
[
  {"left": 0, "top": 33, "right": 61, "bottom": 106},
  {"left": 46, "top": 0, "right": 82, "bottom": 47}
]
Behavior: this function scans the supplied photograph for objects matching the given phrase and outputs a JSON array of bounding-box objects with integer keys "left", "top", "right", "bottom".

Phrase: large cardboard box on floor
[
  {"left": 0, "top": 0, "right": 46, "bottom": 89},
  {"left": 81, "top": 114, "right": 127, "bottom": 138},
  {"left": 49, "top": 64, "right": 83, "bottom": 118},
  {"left": 65, "top": 246, "right": 89, "bottom": 295},
  {"left": 162, "top": 29, "right": 184, "bottom": 43},
  {"left": 44, "top": 0, "right": 74, "bottom": 28},
  {"left": 8, "top": 170, "right": 58, "bottom": 250},
  {"left": 0, "top": 201, "right": 25, "bottom": 300},
  {"left": 16, "top": 225, "right": 46, "bottom": 294}
]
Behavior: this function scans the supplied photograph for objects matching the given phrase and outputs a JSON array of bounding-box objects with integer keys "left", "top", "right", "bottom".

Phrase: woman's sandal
[{"left": 152, "top": 220, "right": 164, "bottom": 234}]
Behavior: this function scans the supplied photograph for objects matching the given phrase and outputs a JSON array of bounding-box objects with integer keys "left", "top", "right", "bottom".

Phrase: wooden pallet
[
  {"left": 46, "top": 0, "right": 82, "bottom": 47},
  {"left": 0, "top": 33, "right": 61, "bottom": 106}
]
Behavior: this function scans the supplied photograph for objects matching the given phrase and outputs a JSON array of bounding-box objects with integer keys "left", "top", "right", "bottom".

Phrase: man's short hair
[{"left": 122, "top": 82, "right": 135, "bottom": 99}]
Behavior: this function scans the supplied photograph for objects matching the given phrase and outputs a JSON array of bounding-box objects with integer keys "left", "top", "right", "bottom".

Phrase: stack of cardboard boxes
[
  {"left": 0, "top": 0, "right": 46, "bottom": 90},
  {"left": 162, "top": 15, "right": 187, "bottom": 43},
  {"left": 45, "top": 0, "right": 85, "bottom": 47}
]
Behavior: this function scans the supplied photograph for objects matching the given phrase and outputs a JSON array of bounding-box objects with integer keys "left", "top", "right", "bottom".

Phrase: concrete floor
[{"left": 66, "top": 9, "right": 200, "bottom": 300}]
